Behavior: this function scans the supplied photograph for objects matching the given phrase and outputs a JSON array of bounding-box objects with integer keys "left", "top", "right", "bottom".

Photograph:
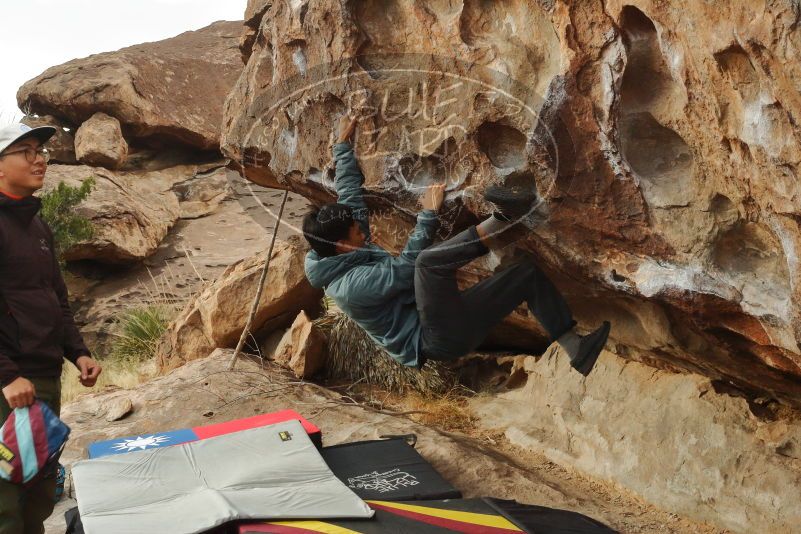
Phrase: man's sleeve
[
  {"left": 53, "top": 266, "right": 90, "bottom": 365},
  {"left": 0, "top": 229, "right": 20, "bottom": 387},
  {"left": 0, "top": 350, "right": 21, "bottom": 387},
  {"left": 398, "top": 210, "right": 439, "bottom": 265},
  {"left": 346, "top": 211, "right": 439, "bottom": 306},
  {"left": 333, "top": 142, "right": 371, "bottom": 240},
  {"left": 46, "top": 228, "right": 90, "bottom": 365}
]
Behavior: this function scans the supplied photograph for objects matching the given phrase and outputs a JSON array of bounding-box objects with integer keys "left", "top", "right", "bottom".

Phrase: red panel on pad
[{"left": 193, "top": 410, "right": 320, "bottom": 442}]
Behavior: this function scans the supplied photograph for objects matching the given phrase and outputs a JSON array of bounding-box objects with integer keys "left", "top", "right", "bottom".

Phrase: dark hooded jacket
[{"left": 0, "top": 192, "right": 89, "bottom": 387}]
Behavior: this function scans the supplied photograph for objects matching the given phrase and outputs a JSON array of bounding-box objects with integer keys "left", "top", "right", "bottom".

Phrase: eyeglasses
[{"left": 0, "top": 147, "right": 50, "bottom": 164}]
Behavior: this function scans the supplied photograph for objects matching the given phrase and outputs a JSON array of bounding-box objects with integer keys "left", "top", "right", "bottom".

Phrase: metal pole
[{"left": 228, "top": 189, "right": 290, "bottom": 370}]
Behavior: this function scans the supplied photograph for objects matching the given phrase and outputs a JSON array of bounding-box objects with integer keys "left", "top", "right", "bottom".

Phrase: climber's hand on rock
[
  {"left": 337, "top": 115, "right": 358, "bottom": 144},
  {"left": 420, "top": 183, "right": 446, "bottom": 211},
  {"left": 2, "top": 377, "right": 36, "bottom": 409}
]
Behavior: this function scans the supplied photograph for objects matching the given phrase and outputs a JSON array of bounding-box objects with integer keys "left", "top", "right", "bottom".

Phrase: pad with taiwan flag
[
  {"left": 87, "top": 409, "right": 321, "bottom": 458},
  {"left": 0, "top": 400, "right": 70, "bottom": 485}
]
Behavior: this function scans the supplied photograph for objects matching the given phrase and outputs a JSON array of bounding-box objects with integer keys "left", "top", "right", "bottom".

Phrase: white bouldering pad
[{"left": 73, "top": 420, "right": 373, "bottom": 534}]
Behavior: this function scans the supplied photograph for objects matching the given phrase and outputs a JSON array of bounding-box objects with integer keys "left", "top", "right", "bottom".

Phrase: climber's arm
[
  {"left": 398, "top": 211, "right": 439, "bottom": 265},
  {"left": 333, "top": 117, "right": 370, "bottom": 239},
  {"left": 398, "top": 184, "right": 445, "bottom": 264}
]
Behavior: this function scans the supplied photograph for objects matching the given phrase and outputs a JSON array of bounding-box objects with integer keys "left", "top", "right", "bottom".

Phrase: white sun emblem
[{"left": 111, "top": 435, "right": 171, "bottom": 452}]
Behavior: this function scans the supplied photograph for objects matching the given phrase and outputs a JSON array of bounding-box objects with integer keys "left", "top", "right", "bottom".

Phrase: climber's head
[{"left": 303, "top": 203, "right": 366, "bottom": 257}]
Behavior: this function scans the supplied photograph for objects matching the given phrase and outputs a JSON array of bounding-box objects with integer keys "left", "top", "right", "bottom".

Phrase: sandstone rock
[
  {"left": 44, "top": 165, "right": 181, "bottom": 263},
  {"left": 157, "top": 239, "right": 323, "bottom": 369},
  {"left": 221, "top": 1, "right": 801, "bottom": 410},
  {"left": 74, "top": 112, "right": 128, "bottom": 169},
  {"left": 171, "top": 166, "right": 232, "bottom": 219},
  {"left": 21, "top": 114, "right": 76, "bottom": 164},
  {"left": 60, "top": 173, "right": 299, "bottom": 360},
  {"left": 470, "top": 345, "right": 801, "bottom": 534},
  {"left": 273, "top": 310, "right": 327, "bottom": 378},
  {"left": 19, "top": 21, "right": 243, "bottom": 151},
  {"left": 103, "top": 397, "right": 133, "bottom": 422}
]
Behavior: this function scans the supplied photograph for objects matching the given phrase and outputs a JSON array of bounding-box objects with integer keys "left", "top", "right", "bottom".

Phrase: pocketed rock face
[
  {"left": 157, "top": 238, "right": 323, "bottom": 370},
  {"left": 18, "top": 21, "right": 243, "bottom": 151},
  {"left": 222, "top": 1, "right": 801, "bottom": 409}
]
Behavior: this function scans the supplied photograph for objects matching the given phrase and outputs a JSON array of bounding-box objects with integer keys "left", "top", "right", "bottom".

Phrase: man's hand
[
  {"left": 2, "top": 377, "right": 36, "bottom": 409},
  {"left": 420, "top": 183, "right": 446, "bottom": 211},
  {"left": 337, "top": 115, "right": 358, "bottom": 144},
  {"left": 75, "top": 356, "right": 102, "bottom": 388}
]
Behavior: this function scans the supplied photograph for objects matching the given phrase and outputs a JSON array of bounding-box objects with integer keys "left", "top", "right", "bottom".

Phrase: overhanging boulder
[
  {"left": 19, "top": 21, "right": 244, "bottom": 151},
  {"left": 220, "top": 0, "right": 801, "bottom": 407}
]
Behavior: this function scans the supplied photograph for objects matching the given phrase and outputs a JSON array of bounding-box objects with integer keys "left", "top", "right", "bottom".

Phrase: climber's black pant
[{"left": 415, "top": 226, "right": 574, "bottom": 362}]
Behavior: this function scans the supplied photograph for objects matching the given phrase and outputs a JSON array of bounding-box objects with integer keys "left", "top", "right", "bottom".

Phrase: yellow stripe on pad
[
  {"left": 367, "top": 500, "right": 523, "bottom": 530},
  {"left": 265, "top": 521, "right": 362, "bottom": 534}
]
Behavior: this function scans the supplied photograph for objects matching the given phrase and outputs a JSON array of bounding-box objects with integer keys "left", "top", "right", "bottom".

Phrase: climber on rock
[{"left": 303, "top": 115, "right": 610, "bottom": 374}]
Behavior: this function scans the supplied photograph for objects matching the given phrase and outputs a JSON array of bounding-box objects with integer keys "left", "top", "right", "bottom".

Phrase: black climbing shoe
[
  {"left": 484, "top": 184, "right": 541, "bottom": 222},
  {"left": 572, "top": 321, "right": 611, "bottom": 376}
]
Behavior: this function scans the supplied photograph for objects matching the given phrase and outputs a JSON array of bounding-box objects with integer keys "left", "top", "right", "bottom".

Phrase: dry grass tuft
[
  {"left": 402, "top": 389, "right": 478, "bottom": 433},
  {"left": 316, "top": 311, "right": 457, "bottom": 395},
  {"left": 61, "top": 267, "right": 190, "bottom": 404}
]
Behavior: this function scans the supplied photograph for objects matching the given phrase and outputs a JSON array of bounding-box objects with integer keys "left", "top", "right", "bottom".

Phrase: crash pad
[
  {"left": 239, "top": 498, "right": 617, "bottom": 534},
  {"left": 73, "top": 420, "right": 372, "bottom": 534},
  {"left": 87, "top": 409, "right": 321, "bottom": 458},
  {"left": 321, "top": 437, "right": 461, "bottom": 501}
]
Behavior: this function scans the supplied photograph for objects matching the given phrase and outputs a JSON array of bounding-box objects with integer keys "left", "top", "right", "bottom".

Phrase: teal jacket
[{"left": 304, "top": 142, "right": 438, "bottom": 367}]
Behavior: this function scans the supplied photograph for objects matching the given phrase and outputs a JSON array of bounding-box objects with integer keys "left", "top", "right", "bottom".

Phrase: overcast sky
[{"left": 0, "top": 0, "right": 247, "bottom": 121}]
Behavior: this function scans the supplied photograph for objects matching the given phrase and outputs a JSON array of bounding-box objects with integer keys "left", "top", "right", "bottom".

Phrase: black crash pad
[{"left": 320, "top": 436, "right": 461, "bottom": 501}]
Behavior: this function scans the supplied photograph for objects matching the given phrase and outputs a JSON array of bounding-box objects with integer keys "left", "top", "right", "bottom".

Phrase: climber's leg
[
  {"left": 414, "top": 226, "right": 490, "bottom": 361},
  {"left": 461, "top": 261, "right": 575, "bottom": 347},
  {"left": 417, "top": 257, "right": 574, "bottom": 362},
  {"left": 415, "top": 181, "right": 548, "bottom": 360},
  {"left": 461, "top": 259, "right": 610, "bottom": 375},
  {"left": 419, "top": 255, "right": 610, "bottom": 375},
  {"left": 415, "top": 181, "right": 611, "bottom": 372}
]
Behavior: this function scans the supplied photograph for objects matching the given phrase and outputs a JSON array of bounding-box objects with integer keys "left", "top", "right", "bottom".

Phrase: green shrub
[
  {"left": 109, "top": 306, "right": 171, "bottom": 363},
  {"left": 39, "top": 178, "right": 95, "bottom": 259}
]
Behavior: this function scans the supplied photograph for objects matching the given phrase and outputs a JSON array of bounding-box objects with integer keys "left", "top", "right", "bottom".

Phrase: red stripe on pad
[
  {"left": 238, "top": 524, "right": 326, "bottom": 534},
  {"left": 194, "top": 410, "right": 320, "bottom": 440},
  {"left": 369, "top": 502, "right": 521, "bottom": 534},
  {"left": 27, "top": 403, "right": 49, "bottom": 469}
]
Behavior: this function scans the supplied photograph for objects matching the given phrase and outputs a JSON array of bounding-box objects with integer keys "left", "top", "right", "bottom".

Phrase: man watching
[{"left": 0, "top": 123, "right": 101, "bottom": 534}]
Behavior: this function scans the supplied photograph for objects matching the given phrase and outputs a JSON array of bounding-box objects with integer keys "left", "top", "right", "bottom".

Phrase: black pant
[{"left": 414, "top": 226, "right": 574, "bottom": 361}]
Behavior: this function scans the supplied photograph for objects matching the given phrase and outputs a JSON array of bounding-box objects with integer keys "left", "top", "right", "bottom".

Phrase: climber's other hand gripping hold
[{"left": 420, "top": 183, "right": 445, "bottom": 212}]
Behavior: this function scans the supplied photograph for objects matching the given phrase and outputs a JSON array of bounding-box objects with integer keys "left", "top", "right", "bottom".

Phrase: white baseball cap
[{"left": 0, "top": 123, "right": 56, "bottom": 155}]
